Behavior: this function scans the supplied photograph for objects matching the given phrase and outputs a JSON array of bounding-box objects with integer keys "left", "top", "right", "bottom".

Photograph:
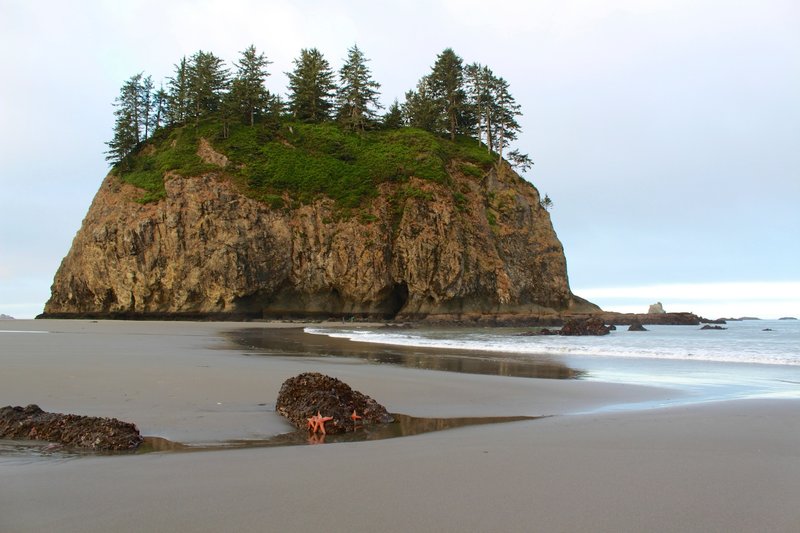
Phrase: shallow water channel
[{"left": 1, "top": 414, "right": 537, "bottom": 461}]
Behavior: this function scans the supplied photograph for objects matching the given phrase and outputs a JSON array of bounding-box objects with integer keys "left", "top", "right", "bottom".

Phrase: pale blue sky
[{"left": 1, "top": 0, "right": 798, "bottom": 318}]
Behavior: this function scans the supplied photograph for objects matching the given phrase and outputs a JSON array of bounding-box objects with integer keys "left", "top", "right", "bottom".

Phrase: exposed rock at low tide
[
  {"left": 700, "top": 324, "right": 727, "bottom": 330},
  {"left": 559, "top": 317, "right": 611, "bottom": 336},
  {"left": 0, "top": 404, "right": 143, "bottom": 450},
  {"left": 276, "top": 373, "right": 393, "bottom": 434},
  {"left": 594, "top": 312, "right": 701, "bottom": 326}
]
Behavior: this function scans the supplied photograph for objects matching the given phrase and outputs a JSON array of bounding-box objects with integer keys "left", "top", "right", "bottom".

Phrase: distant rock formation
[
  {"left": 700, "top": 325, "right": 727, "bottom": 330},
  {"left": 0, "top": 404, "right": 143, "bottom": 450},
  {"left": 589, "top": 312, "right": 701, "bottom": 326},
  {"left": 0, "top": 314, "right": 14, "bottom": 320},
  {"left": 778, "top": 317, "right": 797, "bottom": 321},
  {"left": 647, "top": 302, "right": 666, "bottom": 314}
]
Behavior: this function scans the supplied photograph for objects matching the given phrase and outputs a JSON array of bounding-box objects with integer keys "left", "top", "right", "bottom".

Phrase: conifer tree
[
  {"left": 187, "top": 50, "right": 229, "bottom": 122},
  {"left": 167, "top": 57, "right": 190, "bottom": 125},
  {"left": 286, "top": 48, "right": 335, "bottom": 122},
  {"left": 140, "top": 75, "right": 154, "bottom": 139},
  {"left": 106, "top": 73, "right": 145, "bottom": 165},
  {"left": 151, "top": 86, "right": 168, "bottom": 133},
  {"left": 382, "top": 99, "right": 404, "bottom": 129},
  {"left": 335, "top": 44, "right": 382, "bottom": 132},
  {"left": 464, "top": 63, "right": 524, "bottom": 161},
  {"left": 506, "top": 149, "right": 533, "bottom": 172},
  {"left": 490, "top": 76, "right": 521, "bottom": 160},
  {"left": 402, "top": 76, "right": 442, "bottom": 133},
  {"left": 428, "top": 48, "right": 466, "bottom": 140},
  {"left": 465, "top": 63, "right": 494, "bottom": 150},
  {"left": 230, "top": 44, "right": 272, "bottom": 126}
]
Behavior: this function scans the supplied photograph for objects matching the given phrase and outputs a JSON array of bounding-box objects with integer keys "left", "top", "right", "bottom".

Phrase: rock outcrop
[
  {"left": 627, "top": 319, "right": 648, "bottom": 331},
  {"left": 0, "top": 404, "right": 143, "bottom": 450},
  {"left": 648, "top": 302, "right": 666, "bottom": 314},
  {"left": 276, "top": 373, "right": 392, "bottom": 434},
  {"left": 526, "top": 317, "right": 611, "bottom": 336},
  {"left": 43, "top": 160, "right": 598, "bottom": 320},
  {"left": 558, "top": 317, "right": 611, "bottom": 336}
]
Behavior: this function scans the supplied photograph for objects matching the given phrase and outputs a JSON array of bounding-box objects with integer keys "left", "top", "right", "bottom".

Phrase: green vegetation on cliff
[
  {"left": 109, "top": 43, "right": 536, "bottom": 207},
  {"left": 118, "top": 119, "right": 497, "bottom": 207}
]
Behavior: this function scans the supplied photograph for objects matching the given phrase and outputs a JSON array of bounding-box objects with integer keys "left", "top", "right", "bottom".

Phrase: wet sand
[{"left": 1, "top": 320, "right": 799, "bottom": 532}]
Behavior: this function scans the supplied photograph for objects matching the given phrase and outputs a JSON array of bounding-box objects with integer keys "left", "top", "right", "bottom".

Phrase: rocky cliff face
[{"left": 44, "top": 161, "right": 596, "bottom": 320}]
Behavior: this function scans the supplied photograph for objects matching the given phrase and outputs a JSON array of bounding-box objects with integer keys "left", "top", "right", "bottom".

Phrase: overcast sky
[{"left": 1, "top": 0, "right": 798, "bottom": 319}]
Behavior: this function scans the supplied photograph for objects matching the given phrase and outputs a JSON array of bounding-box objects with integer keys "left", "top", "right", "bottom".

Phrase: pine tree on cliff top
[
  {"left": 335, "top": 44, "right": 382, "bottom": 132},
  {"left": 287, "top": 48, "right": 336, "bottom": 122},
  {"left": 230, "top": 44, "right": 272, "bottom": 126},
  {"left": 428, "top": 48, "right": 467, "bottom": 141},
  {"left": 187, "top": 50, "right": 230, "bottom": 122},
  {"left": 166, "top": 57, "right": 190, "bottom": 125},
  {"left": 106, "top": 73, "right": 145, "bottom": 165},
  {"left": 403, "top": 76, "right": 443, "bottom": 133}
]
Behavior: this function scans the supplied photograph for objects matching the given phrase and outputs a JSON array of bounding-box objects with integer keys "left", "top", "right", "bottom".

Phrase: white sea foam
[{"left": 305, "top": 320, "right": 800, "bottom": 367}]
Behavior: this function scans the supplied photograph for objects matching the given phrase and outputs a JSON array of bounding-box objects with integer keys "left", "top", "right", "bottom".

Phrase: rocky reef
[
  {"left": 0, "top": 404, "right": 143, "bottom": 451},
  {"left": 43, "top": 150, "right": 598, "bottom": 320}
]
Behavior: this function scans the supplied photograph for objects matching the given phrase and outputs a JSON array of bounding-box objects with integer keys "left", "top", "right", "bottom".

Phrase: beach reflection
[
  {"left": 140, "top": 413, "right": 538, "bottom": 452},
  {"left": 229, "top": 327, "right": 584, "bottom": 379}
]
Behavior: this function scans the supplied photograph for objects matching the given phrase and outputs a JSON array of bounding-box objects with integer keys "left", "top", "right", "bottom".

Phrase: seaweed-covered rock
[
  {"left": 276, "top": 373, "right": 392, "bottom": 434},
  {"left": 0, "top": 404, "right": 143, "bottom": 450}
]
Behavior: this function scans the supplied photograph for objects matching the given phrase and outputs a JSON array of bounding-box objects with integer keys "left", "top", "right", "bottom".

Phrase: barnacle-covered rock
[
  {"left": 276, "top": 373, "right": 392, "bottom": 434},
  {"left": 0, "top": 404, "right": 143, "bottom": 450}
]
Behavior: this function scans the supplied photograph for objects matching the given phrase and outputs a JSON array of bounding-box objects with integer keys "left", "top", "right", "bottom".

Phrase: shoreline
[
  {"left": 0, "top": 319, "right": 678, "bottom": 444},
  {"left": 2, "top": 319, "right": 799, "bottom": 532}
]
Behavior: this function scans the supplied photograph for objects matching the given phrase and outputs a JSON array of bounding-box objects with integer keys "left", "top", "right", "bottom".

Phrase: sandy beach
[{"left": 1, "top": 319, "right": 798, "bottom": 532}]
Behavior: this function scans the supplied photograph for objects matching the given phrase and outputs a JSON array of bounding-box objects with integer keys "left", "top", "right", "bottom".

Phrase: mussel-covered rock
[
  {"left": 0, "top": 404, "right": 143, "bottom": 450},
  {"left": 276, "top": 373, "right": 393, "bottom": 434}
]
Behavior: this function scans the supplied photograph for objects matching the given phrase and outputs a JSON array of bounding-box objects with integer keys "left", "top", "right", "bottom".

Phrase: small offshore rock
[
  {"left": 700, "top": 324, "right": 727, "bottom": 330},
  {"left": 559, "top": 317, "right": 611, "bottom": 336},
  {"left": 276, "top": 373, "right": 392, "bottom": 434},
  {"left": 519, "top": 318, "right": 610, "bottom": 336},
  {"left": 628, "top": 320, "right": 648, "bottom": 332}
]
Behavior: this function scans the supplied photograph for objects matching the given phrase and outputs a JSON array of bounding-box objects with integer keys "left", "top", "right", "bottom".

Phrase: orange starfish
[
  {"left": 316, "top": 411, "right": 334, "bottom": 435},
  {"left": 306, "top": 415, "right": 319, "bottom": 432},
  {"left": 350, "top": 410, "right": 362, "bottom": 422}
]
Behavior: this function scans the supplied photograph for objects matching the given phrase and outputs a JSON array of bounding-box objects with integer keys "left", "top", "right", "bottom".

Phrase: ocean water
[{"left": 306, "top": 319, "right": 800, "bottom": 403}]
